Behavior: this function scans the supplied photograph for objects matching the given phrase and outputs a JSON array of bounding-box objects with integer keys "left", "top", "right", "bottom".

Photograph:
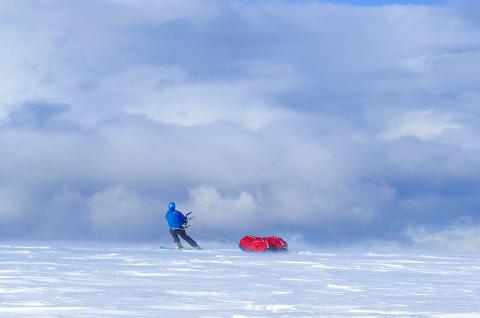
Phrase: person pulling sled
[{"left": 165, "top": 201, "right": 200, "bottom": 249}]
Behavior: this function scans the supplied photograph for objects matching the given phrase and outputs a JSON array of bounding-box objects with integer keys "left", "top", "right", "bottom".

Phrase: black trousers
[{"left": 169, "top": 229, "right": 198, "bottom": 247}]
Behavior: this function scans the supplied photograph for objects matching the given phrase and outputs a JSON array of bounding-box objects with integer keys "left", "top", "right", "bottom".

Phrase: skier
[{"left": 165, "top": 201, "right": 200, "bottom": 249}]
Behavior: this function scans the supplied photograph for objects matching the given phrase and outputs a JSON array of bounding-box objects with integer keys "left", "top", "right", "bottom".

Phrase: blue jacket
[{"left": 165, "top": 207, "right": 188, "bottom": 229}]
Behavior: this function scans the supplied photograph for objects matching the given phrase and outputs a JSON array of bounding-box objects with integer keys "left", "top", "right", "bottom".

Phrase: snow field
[{"left": 0, "top": 243, "right": 479, "bottom": 317}]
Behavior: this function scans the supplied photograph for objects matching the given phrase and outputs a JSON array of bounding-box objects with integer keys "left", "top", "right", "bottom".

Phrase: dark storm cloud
[{"left": 5, "top": 101, "right": 70, "bottom": 129}]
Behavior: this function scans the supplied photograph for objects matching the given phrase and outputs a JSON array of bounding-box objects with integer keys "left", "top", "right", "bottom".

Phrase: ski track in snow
[{"left": 0, "top": 243, "right": 479, "bottom": 317}]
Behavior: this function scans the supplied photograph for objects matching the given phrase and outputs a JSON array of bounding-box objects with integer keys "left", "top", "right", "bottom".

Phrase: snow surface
[{"left": 0, "top": 243, "right": 479, "bottom": 317}]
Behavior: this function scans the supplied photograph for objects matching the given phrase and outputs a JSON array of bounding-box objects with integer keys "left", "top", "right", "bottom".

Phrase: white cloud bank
[{"left": 407, "top": 225, "right": 480, "bottom": 253}]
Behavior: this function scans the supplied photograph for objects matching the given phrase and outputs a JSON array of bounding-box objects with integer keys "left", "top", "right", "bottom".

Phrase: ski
[{"left": 159, "top": 246, "right": 202, "bottom": 251}]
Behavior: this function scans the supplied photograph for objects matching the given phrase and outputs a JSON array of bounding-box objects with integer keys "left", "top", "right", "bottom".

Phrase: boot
[{"left": 175, "top": 243, "right": 183, "bottom": 249}]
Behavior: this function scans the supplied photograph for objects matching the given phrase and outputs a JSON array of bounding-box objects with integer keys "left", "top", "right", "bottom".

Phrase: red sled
[{"left": 239, "top": 235, "right": 288, "bottom": 252}]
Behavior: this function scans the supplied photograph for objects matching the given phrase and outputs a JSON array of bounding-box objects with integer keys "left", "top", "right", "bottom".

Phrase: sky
[
  {"left": 303, "top": 0, "right": 446, "bottom": 5},
  {"left": 0, "top": 0, "right": 479, "bottom": 250}
]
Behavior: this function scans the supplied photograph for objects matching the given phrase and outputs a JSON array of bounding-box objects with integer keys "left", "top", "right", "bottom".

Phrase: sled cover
[{"left": 239, "top": 235, "right": 288, "bottom": 252}]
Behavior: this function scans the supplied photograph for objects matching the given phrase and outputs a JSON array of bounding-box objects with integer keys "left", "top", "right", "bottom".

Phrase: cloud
[
  {"left": 380, "top": 109, "right": 462, "bottom": 141},
  {"left": 0, "top": 185, "right": 23, "bottom": 220},
  {"left": 5, "top": 101, "right": 71, "bottom": 129},
  {"left": 88, "top": 186, "right": 163, "bottom": 240},
  {"left": 0, "top": 1, "right": 479, "bottom": 246},
  {"left": 121, "top": 75, "right": 294, "bottom": 130},
  {"left": 407, "top": 224, "right": 480, "bottom": 253},
  {"left": 184, "top": 185, "right": 261, "bottom": 232}
]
